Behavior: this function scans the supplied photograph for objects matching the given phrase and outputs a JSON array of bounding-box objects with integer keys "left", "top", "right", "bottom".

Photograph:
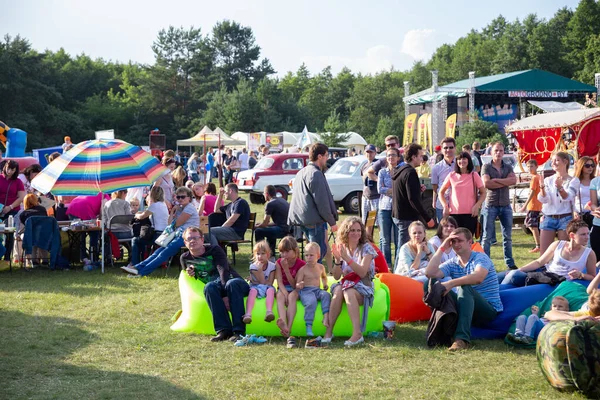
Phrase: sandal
[
  {"left": 286, "top": 336, "right": 298, "bottom": 349},
  {"left": 242, "top": 314, "right": 252, "bottom": 324},
  {"left": 264, "top": 312, "right": 275, "bottom": 322}
]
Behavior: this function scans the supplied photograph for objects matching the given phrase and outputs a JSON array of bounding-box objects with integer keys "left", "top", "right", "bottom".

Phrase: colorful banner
[
  {"left": 248, "top": 133, "right": 262, "bottom": 151},
  {"left": 426, "top": 113, "right": 433, "bottom": 154},
  {"left": 417, "top": 114, "right": 429, "bottom": 150},
  {"left": 266, "top": 133, "right": 284, "bottom": 152},
  {"left": 403, "top": 113, "right": 417, "bottom": 146},
  {"left": 477, "top": 104, "right": 518, "bottom": 132},
  {"left": 446, "top": 114, "right": 457, "bottom": 138}
]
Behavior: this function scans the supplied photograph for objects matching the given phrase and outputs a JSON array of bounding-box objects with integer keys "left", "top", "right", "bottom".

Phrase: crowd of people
[{"left": 3, "top": 136, "right": 600, "bottom": 352}]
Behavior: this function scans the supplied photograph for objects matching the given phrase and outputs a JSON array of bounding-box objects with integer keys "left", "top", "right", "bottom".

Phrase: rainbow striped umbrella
[{"left": 31, "top": 139, "right": 169, "bottom": 195}]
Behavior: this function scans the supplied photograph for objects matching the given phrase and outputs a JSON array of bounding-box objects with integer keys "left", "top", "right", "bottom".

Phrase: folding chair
[
  {"left": 107, "top": 214, "right": 134, "bottom": 266},
  {"left": 221, "top": 213, "right": 256, "bottom": 265}
]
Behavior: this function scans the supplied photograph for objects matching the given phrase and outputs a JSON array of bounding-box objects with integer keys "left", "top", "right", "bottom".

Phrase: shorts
[
  {"left": 539, "top": 214, "right": 572, "bottom": 232},
  {"left": 524, "top": 211, "right": 540, "bottom": 228}
]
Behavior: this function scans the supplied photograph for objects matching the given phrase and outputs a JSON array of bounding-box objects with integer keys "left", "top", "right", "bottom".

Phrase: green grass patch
[{"left": 0, "top": 193, "right": 587, "bottom": 399}]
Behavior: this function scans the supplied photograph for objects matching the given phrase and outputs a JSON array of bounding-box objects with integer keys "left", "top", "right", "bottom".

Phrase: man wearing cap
[
  {"left": 433, "top": 145, "right": 443, "bottom": 164},
  {"left": 361, "top": 144, "right": 379, "bottom": 237}
]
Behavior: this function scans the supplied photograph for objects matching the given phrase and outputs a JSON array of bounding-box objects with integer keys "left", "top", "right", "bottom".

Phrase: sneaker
[
  {"left": 529, "top": 247, "right": 540, "bottom": 253},
  {"left": 121, "top": 265, "right": 139, "bottom": 275},
  {"left": 507, "top": 332, "right": 523, "bottom": 343},
  {"left": 448, "top": 339, "right": 470, "bottom": 352},
  {"left": 286, "top": 336, "right": 298, "bottom": 349},
  {"left": 234, "top": 335, "right": 251, "bottom": 347},
  {"left": 126, "top": 274, "right": 141, "bottom": 279},
  {"left": 305, "top": 337, "right": 324, "bottom": 349},
  {"left": 521, "top": 336, "right": 535, "bottom": 345}
]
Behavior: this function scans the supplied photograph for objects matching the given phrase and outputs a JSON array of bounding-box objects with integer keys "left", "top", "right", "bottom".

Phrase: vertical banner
[
  {"left": 249, "top": 133, "right": 262, "bottom": 151},
  {"left": 403, "top": 113, "right": 417, "bottom": 146},
  {"left": 266, "top": 132, "right": 284, "bottom": 152},
  {"left": 417, "top": 114, "right": 429, "bottom": 150},
  {"left": 426, "top": 113, "right": 433, "bottom": 154},
  {"left": 446, "top": 114, "right": 457, "bottom": 138}
]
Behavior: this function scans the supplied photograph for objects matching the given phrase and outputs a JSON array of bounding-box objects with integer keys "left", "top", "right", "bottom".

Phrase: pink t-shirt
[
  {"left": 202, "top": 194, "right": 223, "bottom": 216},
  {"left": 277, "top": 258, "right": 306, "bottom": 287},
  {"left": 0, "top": 175, "right": 25, "bottom": 210},
  {"left": 444, "top": 171, "right": 483, "bottom": 214},
  {"left": 66, "top": 193, "right": 109, "bottom": 220}
]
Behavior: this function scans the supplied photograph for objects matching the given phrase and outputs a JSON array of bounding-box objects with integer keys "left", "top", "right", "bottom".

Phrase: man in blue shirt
[{"left": 425, "top": 227, "right": 502, "bottom": 351}]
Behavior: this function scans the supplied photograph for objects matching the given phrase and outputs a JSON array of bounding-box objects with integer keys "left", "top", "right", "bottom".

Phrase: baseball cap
[
  {"left": 365, "top": 144, "right": 376, "bottom": 153},
  {"left": 434, "top": 145, "right": 441, "bottom": 152}
]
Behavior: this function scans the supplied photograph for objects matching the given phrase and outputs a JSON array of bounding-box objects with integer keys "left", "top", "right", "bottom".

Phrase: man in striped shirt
[{"left": 425, "top": 227, "right": 503, "bottom": 351}]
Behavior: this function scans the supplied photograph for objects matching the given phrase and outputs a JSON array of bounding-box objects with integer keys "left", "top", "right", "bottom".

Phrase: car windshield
[
  {"left": 254, "top": 157, "right": 274, "bottom": 169},
  {"left": 326, "top": 159, "right": 361, "bottom": 176}
]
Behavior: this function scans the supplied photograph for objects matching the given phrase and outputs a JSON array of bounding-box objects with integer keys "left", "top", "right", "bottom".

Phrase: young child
[
  {"left": 295, "top": 242, "right": 331, "bottom": 337},
  {"left": 275, "top": 236, "right": 306, "bottom": 338},
  {"left": 243, "top": 240, "right": 276, "bottom": 324},
  {"left": 508, "top": 296, "right": 570, "bottom": 344},
  {"left": 519, "top": 159, "right": 542, "bottom": 253},
  {"left": 544, "top": 272, "right": 600, "bottom": 322},
  {"left": 129, "top": 198, "right": 140, "bottom": 214}
]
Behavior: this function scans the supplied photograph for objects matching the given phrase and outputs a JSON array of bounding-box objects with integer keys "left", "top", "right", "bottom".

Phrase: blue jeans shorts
[{"left": 539, "top": 214, "right": 572, "bottom": 231}]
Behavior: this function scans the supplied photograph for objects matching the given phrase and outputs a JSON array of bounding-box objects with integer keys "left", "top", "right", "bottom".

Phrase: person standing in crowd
[
  {"left": 462, "top": 144, "right": 480, "bottom": 173},
  {"left": 377, "top": 146, "right": 401, "bottom": 266},
  {"left": 156, "top": 158, "right": 175, "bottom": 209},
  {"left": 366, "top": 135, "right": 400, "bottom": 184},
  {"left": 433, "top": 145, "right": 444, "bottom": 164},
  {"left": 472, "top": 141, "right": 483, "bottom": 167},
  {"left": 223, "top": 148, "right": 238, "bottom": 185},
  {"left": 519, "top": 159, "right": 543, "bottom": 253},
  {"left": 182, "top": 227, "right": 249, "bottom": 342},
  {"left": 574, "top": 156, "right": 595, "bottom": 230},
  {"left": 361, "top": 144, "right": 379, "bottom": 238},
  {"left": 288, "top": 143, "right": 338, "bottom": 263},
  {"left": 537, "top": 151, "right": 579, "bottom": 254},
  {"left": 391, "top": 143, "right": 435, "bottom": 247},
  {"left": 438, "top": 152, "right": 485, "bottom": 234},
  {"left": 248, "top": 150, "right": 258, "bottom": 169},
  {"left": 481, "top": 142, "right": 517, "bottom": 269},
  {"left": 187, "top": 153, "right": 200, "bottom": 183},
  {"left": 238, "top": 148, "right": 249, "bottom": 172},
  {"left": 207, "top": 148, "right": 214, "bottom": 180},
  {"left": 431, "top": 137, "right": 456, "bottom": 223},
  {"left": 255, "top": 185, "right": 290, "bottom": 257}
]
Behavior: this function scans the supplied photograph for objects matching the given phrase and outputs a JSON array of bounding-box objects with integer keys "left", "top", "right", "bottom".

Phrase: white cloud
[{"left": 401, "top": 29, "right": 453, "bottom": 61}]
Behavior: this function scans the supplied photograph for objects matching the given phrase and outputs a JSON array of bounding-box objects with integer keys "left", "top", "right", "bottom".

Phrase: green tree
[
  {"left": 455, "top": 119, "right": 506, "bottom": 150},
  {"left": 320, "top": 111, "right": 349, "bottom": 147}
]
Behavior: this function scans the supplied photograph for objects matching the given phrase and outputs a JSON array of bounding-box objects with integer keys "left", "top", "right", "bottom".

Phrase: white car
[{"left": 325, "top": 155, "right": 369, "bottom": 214}]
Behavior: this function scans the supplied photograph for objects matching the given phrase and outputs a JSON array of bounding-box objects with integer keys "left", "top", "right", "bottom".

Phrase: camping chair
[
  {"left": 220, "top": 213, "right": 256, "bottom": 266},
  {"left": 107, "top": 214, "right": 134, "bottom": 267},
  {"left": 21, "top": 216, "right": 61, "bottom": 269},
  {"left": 365, "top": 210, "right": 377, "bottom": 239}
]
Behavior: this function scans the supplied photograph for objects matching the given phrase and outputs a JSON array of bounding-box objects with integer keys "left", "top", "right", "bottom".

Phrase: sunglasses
[
  {"left": 176, "top": 195, "right": 188, "bottom": 200},
  {"left": 584, "top": 164, "right": 595, "bottom": 168},
  {"left": 184, "top": 236, "right": 202, "bottom": 242},
  {"left": 443, "top": 146, "right": 455, "bottom": 150}
]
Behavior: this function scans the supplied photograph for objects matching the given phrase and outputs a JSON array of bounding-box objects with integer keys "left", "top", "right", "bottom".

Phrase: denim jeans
[
  {"left": 393, "top": 218, "right": 412, "bottom": 249},
  {"left": 378, "top": 209, "right": 398, "bottom": 266},
  {"left": 501, "top": 267, "right": 545, "bottom": 287},
  {"left": 130, "top": 231, "right": 161, "bottom": 265},
  {"left": 135, "top": 236, "right": 184, "bottom": 276},
  {"left": 254, "top": 225, "right": 286, "bottom": 256},
  {"left": 436, "top": 208, "right": 443, "bottom": 224},
  {"left": 301, "top": 223, "right": 327, "bottom": 264},
  {"left": 482, "top": 205, "right": 515, "bottom": 268},
  {"left": 204, "top": 277, "right": 250, "bottom": 335}
]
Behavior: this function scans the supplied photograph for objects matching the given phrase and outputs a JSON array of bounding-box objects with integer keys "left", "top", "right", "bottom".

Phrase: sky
[{"left": 3, "top": 0, "right": 581, "bottom": 77}]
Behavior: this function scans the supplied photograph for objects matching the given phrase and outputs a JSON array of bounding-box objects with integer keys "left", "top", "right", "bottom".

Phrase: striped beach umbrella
[{"left": 31, "top": 139, "right": 169, "bottom": 195}]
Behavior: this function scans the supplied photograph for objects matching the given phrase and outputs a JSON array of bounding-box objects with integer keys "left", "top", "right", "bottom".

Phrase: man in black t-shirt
[
  {"left": 255, "top": 185, "right": 290, "bottom": 256},
  {"left": 181, "top": 227, "right": 249, "bottom": 342},
  {"left": 210, "top": 183, "right": 251, "bottom": 247}
]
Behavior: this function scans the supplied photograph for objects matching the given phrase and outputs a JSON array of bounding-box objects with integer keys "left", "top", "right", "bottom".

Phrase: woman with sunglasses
[
  {"left": 574, "top": 157, "right": 595, "bottom": 229},
  {"left": 0, "top": 160, "right": 26, "bottom": 261},
  {"left": 121, "top": 187, "right": 200, "bottom": 277}
]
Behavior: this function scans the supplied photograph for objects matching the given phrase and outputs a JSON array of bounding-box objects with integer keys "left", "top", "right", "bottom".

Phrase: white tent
[{"left": 177, "top": 126, "right": 244, "bottom": 147}]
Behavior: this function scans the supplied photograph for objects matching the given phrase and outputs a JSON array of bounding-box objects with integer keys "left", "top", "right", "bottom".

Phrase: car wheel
[
  {"left": 343, "top": 192, "right": 361, "bottom": 214},
  {"left": 275, "top": 186, "right": 288, "bottom": 201},
  {"left": 249, "top": 192, "right": 265, "bottom": 205}
]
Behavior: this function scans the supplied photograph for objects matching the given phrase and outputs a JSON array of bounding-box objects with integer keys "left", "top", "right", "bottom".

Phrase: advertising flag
[
  {"left": 446, "top": 114, "right": 457, "bottom": 138},
  {"left": 403, "top": 113, "right": 417, "bottom": 146}
]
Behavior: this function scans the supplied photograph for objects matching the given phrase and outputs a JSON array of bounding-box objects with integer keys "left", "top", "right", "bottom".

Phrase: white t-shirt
[
  {"left": 249, "top": 261, "right": 276, "bottom": 284},
  {"left": 147, "top": 201, "right": 169, "bottom": 231},
  {"left": 238, "top": 153, "right": 249, "bottom": 169}
]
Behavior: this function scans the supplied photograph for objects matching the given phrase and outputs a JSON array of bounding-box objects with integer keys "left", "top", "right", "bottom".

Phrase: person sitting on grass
[
  {"left": 425, "top": 227, "right": 503, "bottom": 352},
  {"left": 543, "top": 272, "right": 600, "bottom": 323},
  {"left": 507, "top": 296, "right": 570, "bottom": 345},
  {"left": 274, "top": 236, "right": 306, "bottom": 339},
  {"left": 182, "top": 227, "right": 249, "bottom": 342},
  {"left": 296, "top": 242, "right": 331, "bottom": 338},
  {"left": 242, "top": 240, "right": 276, "bottom": 324}
]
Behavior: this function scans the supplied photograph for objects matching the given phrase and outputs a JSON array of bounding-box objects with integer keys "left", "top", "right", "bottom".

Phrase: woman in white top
[
  {"left": 156, "top": 158, "right": 176, "bottom": 209},
  {"left": 502, "top": 219, "right": 596, "bottom": 287},
  {"left": 395, "top": 221, "right": 436, "bottom": 282},
  {"left": 129, "top": 186, "right": 169, "bottom": 266},
  {"left": 538, "top": 152, "right": 580, "bottom": 253},
  {"left": 574, "top": 156, "right": 595, "bottom": 229},
  {"left": 428, "top": 216, "right": 458, "bottom": 264}
]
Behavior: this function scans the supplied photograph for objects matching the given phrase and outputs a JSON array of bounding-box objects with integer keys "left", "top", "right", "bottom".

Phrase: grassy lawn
[{"left": 0, "top": 193, "right": 587, "bottom": 399}]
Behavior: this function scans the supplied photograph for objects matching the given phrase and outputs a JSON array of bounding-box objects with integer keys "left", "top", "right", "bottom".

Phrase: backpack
[{"left": 537, "top": 320, "right": 600, "bottom": 397}]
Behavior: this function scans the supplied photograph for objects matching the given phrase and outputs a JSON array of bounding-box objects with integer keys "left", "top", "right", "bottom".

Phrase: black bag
[
  {"left": 139, "top": 225, "right": 155, "bottom": 241},
  {"left": 525, "top": 271, "right": 566, "bottom": 286},
  {"left": 579, "top": 212, "right": 594, "bottom": 228},
  {"left": 132, "top": 217, "right": 153, "bottom": 239}
]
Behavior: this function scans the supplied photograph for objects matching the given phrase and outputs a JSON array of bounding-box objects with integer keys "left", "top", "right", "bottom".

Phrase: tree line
[{"left": 2, "top": 0, "right": 600, "bottom": 151}]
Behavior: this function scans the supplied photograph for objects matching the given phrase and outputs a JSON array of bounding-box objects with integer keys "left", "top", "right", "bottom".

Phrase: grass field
[{"left": 0, "top": 193, "right": 588, "bottom": 399}]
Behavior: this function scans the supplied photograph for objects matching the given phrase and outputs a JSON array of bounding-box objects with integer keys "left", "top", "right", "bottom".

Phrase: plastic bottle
[{"left": 7, "top": 215, "right": 14, "bottom": 228}]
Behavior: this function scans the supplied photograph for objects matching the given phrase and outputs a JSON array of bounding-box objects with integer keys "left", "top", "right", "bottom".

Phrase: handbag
[
  {"left": 472, "top": 173, "right": 482, "bottom": 239},
  {"left": 578, "top": 187, "right": 594, "bottom": 228},
  {"left": 154, "top": 222, "right": 178, "bottom": 247}
]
